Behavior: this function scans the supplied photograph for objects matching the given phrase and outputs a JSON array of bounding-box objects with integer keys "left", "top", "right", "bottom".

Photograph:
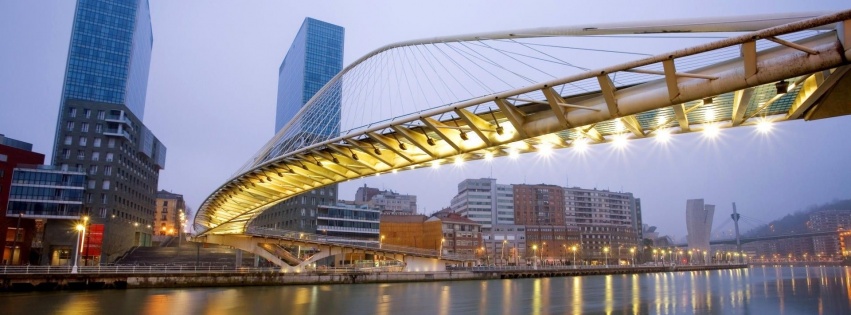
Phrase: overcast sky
[{"left": 1, "top": 1, "right": 849, "bottom": 240}]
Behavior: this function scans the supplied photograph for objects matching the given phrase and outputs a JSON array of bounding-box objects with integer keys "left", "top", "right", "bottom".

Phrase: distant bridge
[{"left": 673, "top": 230, "right": 839, "bottom": 247}]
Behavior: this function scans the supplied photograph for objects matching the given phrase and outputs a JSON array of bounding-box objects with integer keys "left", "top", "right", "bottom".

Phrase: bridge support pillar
[
  {"left": 196, "top": 235, "right": 291, "bottom": 270},
  {"left": 403, "top": 256, "right": 446, "bottom": 272}
]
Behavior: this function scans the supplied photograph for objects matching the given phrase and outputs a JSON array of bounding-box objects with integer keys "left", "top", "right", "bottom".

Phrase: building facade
[
  {"left": 52, "top": 0, "right": 165, "bottom": 262},
  {"left": 686, "top": 199, "right": 715, "bottom": 254},
  {"left": 316, "top": 203, "right": 379, "bottom": 240},
  {"left": 810, "top": 209, "right": 851, "bottom": 258},
  {"left": 450, "top": 178, "right": 514, "bottom": 230},
  {"left": 2, "top": 136, "right": 88, "bottom": 265},
  {"left": 379, "top": 214, "right": 442, "bottom": 250},
  {"left": 438, "top": 213, "right": 482, "bottom": 257},
  {"left": 565, "top": 187, "right": 642, "bottom": 264},
  {"left": 354, "top": 185, "right": 417, "bottom": 215},
  {"left": 485, "top": 225, "right": 527, "bottom": 265},
  {"left": 154, "top": 190, "right": 185, "bottom": 236},
  {"left": 258, "top": 18, "right": 345, "bottom": 233}
]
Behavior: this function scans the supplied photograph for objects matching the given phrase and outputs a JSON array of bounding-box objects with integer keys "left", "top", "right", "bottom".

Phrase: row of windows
[
  {"left": 6, "top": 201, "right": 83, "bottom": 217},
  {"left": 9, "top": 186, "right": 84, "bottom": 202},
  {"left": 12, "top": 171, "right": 85, "bottom": 186}
]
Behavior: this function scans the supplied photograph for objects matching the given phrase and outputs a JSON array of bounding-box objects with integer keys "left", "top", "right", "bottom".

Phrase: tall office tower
[
  {"left": 450, "top": 178, "right": 515, "bottom": 229},
  {"left": 252, "top": 18, "right": 344, "bottom": 233},
  {"left": 564, "top": 187, "right": 642, "bottom": 263},
  {"left": 685, "top": 199, "right": 715, "bottom": 253},
  {"left": 51, "top": 0, "right": 166, "bottom": 263}
]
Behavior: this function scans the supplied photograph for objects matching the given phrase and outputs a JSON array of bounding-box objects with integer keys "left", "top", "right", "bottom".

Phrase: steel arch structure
[{"left": 195, "top": 11, "right": 851, "bottom": 236}]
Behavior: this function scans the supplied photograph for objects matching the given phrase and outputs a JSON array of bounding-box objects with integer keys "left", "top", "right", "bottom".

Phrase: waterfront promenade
[{"left": 0, "top": 264, "right": 746, "bottom": 291}]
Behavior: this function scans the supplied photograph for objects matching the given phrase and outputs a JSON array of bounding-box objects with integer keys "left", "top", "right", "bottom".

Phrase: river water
[{"left": 2, "top": 266, "right": 849, "bottom": 315}]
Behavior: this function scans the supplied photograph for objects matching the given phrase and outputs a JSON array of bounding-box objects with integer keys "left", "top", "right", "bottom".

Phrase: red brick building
[{"left": 1, "top": 135, "right": 45, "bottom": 265}]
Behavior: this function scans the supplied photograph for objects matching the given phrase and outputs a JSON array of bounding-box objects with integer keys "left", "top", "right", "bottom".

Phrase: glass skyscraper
[
  {"left": 275, "top": 17, "right": 344, "bottom": 135},
  {"left": 253, "top": 18, "right": 344, "bottom": 234},
  {"left": 50, "top": 0, "right": 165, "bottom": 264}
]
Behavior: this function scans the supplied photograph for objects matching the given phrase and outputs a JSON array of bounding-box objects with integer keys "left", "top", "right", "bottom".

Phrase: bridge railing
[
  {"left": 0, "top": 264, "right": 407, "bottom": 275},
  {"left": 245, "top": 226, "right": 472, "bottom": 261}
]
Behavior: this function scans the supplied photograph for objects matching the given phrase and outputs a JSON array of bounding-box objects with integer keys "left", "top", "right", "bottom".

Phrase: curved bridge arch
[{"left": 195, "top": 11, "right": 851, "bottom": 236}]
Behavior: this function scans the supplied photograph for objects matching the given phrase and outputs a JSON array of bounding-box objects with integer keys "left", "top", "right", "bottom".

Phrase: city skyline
[{"left": 2, "top": 1, "right": 850, "bottom": 239}]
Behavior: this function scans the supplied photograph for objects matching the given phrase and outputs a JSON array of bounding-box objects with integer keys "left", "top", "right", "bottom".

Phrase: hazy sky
[{"left": 1, "top": 1, "right": 849, "bottom": 240}]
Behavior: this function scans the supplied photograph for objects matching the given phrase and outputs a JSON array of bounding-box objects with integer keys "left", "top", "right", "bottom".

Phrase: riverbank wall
[{"left": 0, "top": 264, "right": 747, "bottom": 292}]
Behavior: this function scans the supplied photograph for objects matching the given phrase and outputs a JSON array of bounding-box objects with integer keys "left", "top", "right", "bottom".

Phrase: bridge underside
[
  {"left": 197, "top": 234, "right": 465, "bottom": 272},
  {"left": 195, "top": 12, "right": 851, "bottom": 236}
]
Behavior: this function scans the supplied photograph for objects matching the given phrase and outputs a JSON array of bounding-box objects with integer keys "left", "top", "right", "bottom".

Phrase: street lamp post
[
  {"left": 71, "top": 222, "right": 85, "bottom": 274},
  {"left": 603, "top": 247, "right": 609, "bottom": 267},
  {"left": 502, "top": 240, "right": 507, "bottom": 266},
  {"left": 571, "top": 245, "right": 577, "bottom": 268},
  {"left": 532, "top": 245, "right": 538, "bottom": 267},
  {"left": 630, "top": 247, "right": 636, "bottom": 266},
  {"left": 653, "top": 249, "right": 658, "bottom": 265},
  {"left": 541, "top": 242, "right": 546, "bottom": 265}
]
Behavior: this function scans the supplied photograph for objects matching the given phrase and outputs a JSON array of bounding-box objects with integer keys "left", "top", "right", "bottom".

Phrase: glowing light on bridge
[
  {"left": 655, "top": 129, "right": 672, "bottom": 143},
  {"left": 612, "top": 134, "right": 628, "bottom": 149},
  {"left": 484, "top": 151, "right": 494, "bottom": 161},
  {"left": 509, "top": 149, "right": 520, "bottom": 159},
  {"left": 431, "top": 161, "right": 441, "bottom": 169},
  {"left": 705, "top": 108, "right": 716, "bottom": 122},
  {"left": 538, "top": 143, "right": 553, "bottom": 157},
  {"left": 454, "top": 156, "right": 465, "bottom": 166},
  {"left": 756, "top": 118, "right": 773, "bottom": 134},
  {"left": 573, "top": 138, "right": 589, "bottom": 152},
  {"left": 703, "top": 124, "right": 720, "bottom": 138}
]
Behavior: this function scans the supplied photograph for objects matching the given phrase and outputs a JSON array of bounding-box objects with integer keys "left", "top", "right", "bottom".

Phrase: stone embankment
[{"left": 0, "top": 264, "right": 747, "bottom": 292}]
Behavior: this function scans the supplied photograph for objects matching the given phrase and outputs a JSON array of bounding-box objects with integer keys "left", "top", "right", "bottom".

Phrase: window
[
  {"left": 84, "top": 109, "right": 91, "bottom": 118},
  {"left": 97, "top": 110, "right": 105, "bottom": 120},
  {"left": 101, "top": 194, "right": 108, "bottom": 204},
  {"left": 88, "top": 180, "right": 96, "bottom": 189},
  {"left": 95, "top": 124, "right": 103, "bottom": 133},
  {"left": 102, "top": 180, "right": 110, "bottom": 190},
  {"left": 105, "top": 153, "right": 113, "bottom": 162},
  {"left": 104, "top": 166, "right": 112, "bottom": 176},
  {"left": 91, "top": 152, "right": 100, "bottom": 161},
  {"left": 89, "top": 165, "right": 98, "bottom": 175},
  {"left": 75, "top": 164, "right": 83, "bottom": 172},
  {"left": 163, "top": 201, "right": 168, "bottom": 206},
  {"left": 64, "top": 136, "right": 72, "bottom": 145},
  {"left": 66, "top": 121, "right": 74, "bottom": 131},
  {"left": 93, "top": 138, "right": 101, "bottom": 147},
  {"left": 80, "top": 123, "right": 89, "bottom": 132},
  {"left": 77, "top": 150, "right": 85, "bottom": 160},
  {"left": 61, "top": 164, "right": 69, "bottom": 171},
  {"left": 61, "top": 149, "right": 70, "bottom": 159},
  {"left": 108, "top": 138, "right": 115, "bottom": 148},
  {"left": 79, "top": 137, "right": 87, "bottom": 146},
  {"left": 69, "top": 107, "right": 76, "bottom": 117}
]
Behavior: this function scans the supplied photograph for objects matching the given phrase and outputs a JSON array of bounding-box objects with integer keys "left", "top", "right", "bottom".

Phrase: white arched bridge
[{"left": 194, "top": 11, "right": 851, "bottom": 270}]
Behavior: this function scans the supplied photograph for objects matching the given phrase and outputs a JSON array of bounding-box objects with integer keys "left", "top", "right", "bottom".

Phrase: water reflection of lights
[
  {"left": 604, "top": 275, "right": 613, "bottom": 314},
  {"left": 572, "top": 276, "right": 582, "bottom": 315},
  {"left": 532, "top": 278, "right": 542, "bottom": 315}
]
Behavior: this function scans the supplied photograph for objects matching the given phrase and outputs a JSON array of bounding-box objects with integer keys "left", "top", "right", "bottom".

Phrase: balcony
[
  {"left": 105, "top": 112, "right": 134, "bottom": 130},
  {"left": 104, "top": 127, "right": 131, "bottom": 141}
]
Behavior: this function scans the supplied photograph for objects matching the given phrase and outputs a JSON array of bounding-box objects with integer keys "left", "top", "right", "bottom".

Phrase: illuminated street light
[
  {"left": 603, "top": 246, "right": 610, "bottom": 267},
  {"left": 484, "top": 151, "right": 494, "bottom": 161},
  {"left": 431, "top": 161, "right": 441, "bottom": 169}
]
